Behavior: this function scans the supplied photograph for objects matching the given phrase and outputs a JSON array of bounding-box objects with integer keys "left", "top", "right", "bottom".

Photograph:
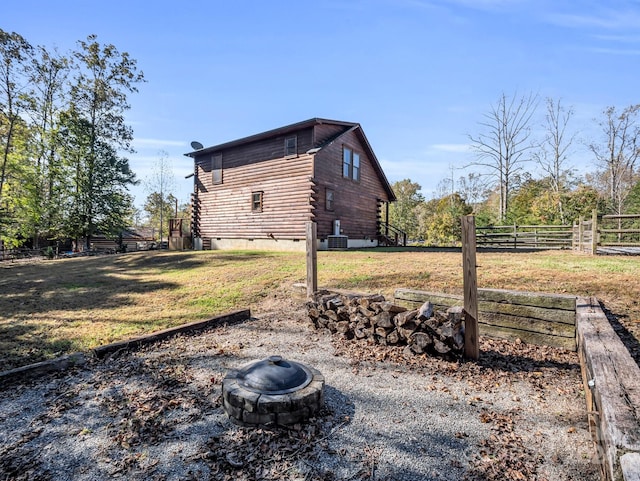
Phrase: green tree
[
  {"left": 0, "top": 119, "right": 33, "bottom": 248},
  {"left": 508, "top": 177, "right": 563, "bottom": 224},
  {"left": 0, "top": 29, "right": 32, "bottom": 202},
  {"left": 64, "top": 35, "right": 144, "bottom": 248},
  {"left": 624, "top": 180, "right": 640, "bottom": 214},
  {"left": 562, "top": 184, "right": 602, "bottom": 222},
  {"left": 143, "top": 191, "right": 177, "bottom": 241},
  {"left": 22, "top": 45, "right": 71, "bottom": 247},
  {"left": 0, "top": 29, "right": 33, "bottom": 248},
  {"left": 144, "top": 150, "right": 175, "bottom": 244},
  {"left": 418, "top": 193, "right": 472, "bottom": 246},
  {"left": 388, "top": 179, "right": 424, "bottom": 240}
]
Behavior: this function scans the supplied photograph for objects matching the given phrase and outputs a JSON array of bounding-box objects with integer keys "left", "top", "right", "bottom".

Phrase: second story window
[
  {"left": 342, "top": 146, "right": 361, "bottom": 182},
  {"left": 352, "top": 152, "right": 360, "bottom": 181},
  {"left": 343, "top": 147, "right": 352, "bottom": 178},
  {"left": 285, "top": 136, "right": 297, "bottom": 157},
  {"left": 212, "top": 153, "right": 223, "bottom": 185}
]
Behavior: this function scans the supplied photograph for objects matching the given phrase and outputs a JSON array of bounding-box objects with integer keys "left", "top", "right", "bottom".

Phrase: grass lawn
[{"left": 1, "top": 248, "right": 639, "bottom": 371}]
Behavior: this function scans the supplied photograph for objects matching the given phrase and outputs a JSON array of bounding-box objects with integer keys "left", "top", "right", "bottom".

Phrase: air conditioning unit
[{"left": 327, "top": 235, "right": 348, "bottom": 250}]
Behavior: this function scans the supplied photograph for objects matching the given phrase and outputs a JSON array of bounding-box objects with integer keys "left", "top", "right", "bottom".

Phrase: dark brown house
[{"left": 184, "top": 118, "right": 397, "bottom": 251}]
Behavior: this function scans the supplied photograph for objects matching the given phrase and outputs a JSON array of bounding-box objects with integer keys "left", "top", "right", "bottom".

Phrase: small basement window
[
  {"left": 252, "top": 191, "right": 263, "bottom": 212},
  {"left": 326, "top": 188, "right": 334, "bottom": 211},
  {"left": 285, "top": 136, "right": 297, "bottom": 157}
]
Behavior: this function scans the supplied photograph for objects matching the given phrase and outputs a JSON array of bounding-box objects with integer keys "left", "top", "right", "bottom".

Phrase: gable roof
[{"left": 184, "top": 118, "right": 396, "bottom": 202}]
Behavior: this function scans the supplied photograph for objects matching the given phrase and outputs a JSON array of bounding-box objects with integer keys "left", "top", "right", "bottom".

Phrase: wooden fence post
[
  {"left": 577, "top": 215, "right": 584, "bottom": 252},
  {"left": 461, "top": 215, "right": 480, "bottom": 360},
  {"left": 591, "top": 209, "right": 598, "bottom": 255},
  {"left": 306, "top": 221, "right": 317, "bottom": 299}
]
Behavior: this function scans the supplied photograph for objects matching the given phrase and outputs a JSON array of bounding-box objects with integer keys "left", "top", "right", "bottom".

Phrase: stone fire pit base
[{"left": 222, "top": 359, "right": 325, "bottom": 426}]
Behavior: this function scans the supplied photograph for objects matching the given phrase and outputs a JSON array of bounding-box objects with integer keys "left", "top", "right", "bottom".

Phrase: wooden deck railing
[{"left": 377, "top": 221, "right": 407, "bottom": 247}]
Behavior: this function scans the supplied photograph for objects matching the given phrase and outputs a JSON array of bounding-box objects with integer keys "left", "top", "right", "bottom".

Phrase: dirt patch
[{"left": 0, "top": 293, "right": 599, "bottom": 480}]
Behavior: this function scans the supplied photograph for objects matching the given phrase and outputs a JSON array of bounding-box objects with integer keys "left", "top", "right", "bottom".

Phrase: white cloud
[
  {"left": 593, "top": 33, "right": 640, "bottom": 43},
  {"left": 430, "top": 143, "right": 471, "bottom": 153},
  {"left": 547, "top": 9, "right": 640, "bottom": 30},
  {"left": 132, "top": 138, "right": 188, "bottom": 148},
  {"left": 589, "top": 47, "right": 640, "bottom": 56},
  {"left": 444, "top": 0, "right": 525, "bottom": 11}
]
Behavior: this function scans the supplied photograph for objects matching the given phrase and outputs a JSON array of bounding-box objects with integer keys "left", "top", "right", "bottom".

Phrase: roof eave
[{"left": 184, "top": 117, "right": 358, "bottom": 157}]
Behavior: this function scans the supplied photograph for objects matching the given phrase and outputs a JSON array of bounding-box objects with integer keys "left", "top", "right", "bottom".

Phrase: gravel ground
[{"left": 0, "top": 291, "right": 599, "bottom": 480}]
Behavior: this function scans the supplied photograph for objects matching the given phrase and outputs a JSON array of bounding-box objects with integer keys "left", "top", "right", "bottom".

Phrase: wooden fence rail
[
  {"left": 476, "top": 211, "right": 640, "bottom": 254},
  {"left": 573, "top": 211, "right": 640, "bottom": 254},
  {"left": 476, "top": 224, "right": 573, "bottom": 249}
]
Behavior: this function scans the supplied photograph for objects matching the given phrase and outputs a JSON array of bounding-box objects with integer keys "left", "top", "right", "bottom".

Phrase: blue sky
[{"left": 5, "top": 0, "right": 640, "bottom": 208}]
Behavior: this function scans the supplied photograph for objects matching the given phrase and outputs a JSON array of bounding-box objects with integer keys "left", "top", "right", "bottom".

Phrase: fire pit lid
[{"left": 237, "top": 355, "right": 313, "bottom": 395}]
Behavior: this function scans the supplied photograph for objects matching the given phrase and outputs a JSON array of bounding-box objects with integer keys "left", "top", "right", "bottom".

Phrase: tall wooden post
[
  {"left": 385, "top": 201, "right": 390, "bottom": 237},
  {"left": 461, "top": 215, "right": 480, "bottom": 360},
  {"left": 591, "top": 209, "right": 598, "bottom": 255},
  {"left": 306, "top": 221, "right": 317, "bottom": 299},
  {"left": 577, "top": 215, "right": 584, "bottom": 252}
]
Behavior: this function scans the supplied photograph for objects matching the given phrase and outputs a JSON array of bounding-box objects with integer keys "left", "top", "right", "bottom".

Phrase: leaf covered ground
[
  {"left": 1, "top": 248, "right": 639, "bottom": 371},
  {"left": 0, "top": 291, "right": 599, "bottom": 480}
]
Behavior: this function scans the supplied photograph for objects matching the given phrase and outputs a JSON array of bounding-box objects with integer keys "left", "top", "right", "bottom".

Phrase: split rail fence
[
  {"left": 476, "top": 223, "right": 573, "bottom": 249},
  {"left": 476, "top": 211, "right": 640, "bottom": 254}
]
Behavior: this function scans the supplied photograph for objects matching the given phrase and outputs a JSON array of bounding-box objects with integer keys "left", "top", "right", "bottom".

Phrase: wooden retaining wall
[
  {"left": 577, "top": 297, "right": 640, "bottom": 481},
  {"left": 394, "top": 288, "right": 577, "bottom": 350},
  {"left": 395, "top": 288, "right": 640, "bottom": 480}
]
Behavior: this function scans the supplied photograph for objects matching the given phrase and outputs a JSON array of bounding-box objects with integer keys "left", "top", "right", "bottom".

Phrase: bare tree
[
  {"left": 534, "top": 97, "right": 577, "bottom": 223},
  {"left": 588, "top": 104, "right": 640, "bottom": 215},
  {"left": 468, "top": 92, "right": 538, "bottom": 221},
  {"left": 144, "top": 150, "right": 175, "bottom": 246}
]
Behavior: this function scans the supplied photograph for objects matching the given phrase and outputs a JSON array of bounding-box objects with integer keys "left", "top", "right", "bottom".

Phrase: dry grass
[{"left": 1, "top": 248, "right": 639, "bottom": 371}]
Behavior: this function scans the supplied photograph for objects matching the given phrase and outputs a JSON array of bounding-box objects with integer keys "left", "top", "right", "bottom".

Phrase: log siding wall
[
  {"left": 194, "top": 140, "right": 315, "bottom": 240},
  {"left": 191, "top": 121, "right": 393, "bottom": 245},
  {"left": 313, "top": 130, "right": 391, "bottom": 239},
  {"left": 313, "top": 124, "right": 349, "bottom": 146}
]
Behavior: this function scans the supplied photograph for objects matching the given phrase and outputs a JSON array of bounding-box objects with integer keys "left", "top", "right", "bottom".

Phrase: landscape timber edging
[
  {"left": 394, "top": 288, "right": 577, "bottom": 350},
  {"left": 0, "top": 309, "right": 251, "bottom": 388},
  {"left": 577, "top": 297, "right": 640, "bottom": 481},
  {"left": 92, "top": 309, "right": 251, "bottom": 358}
]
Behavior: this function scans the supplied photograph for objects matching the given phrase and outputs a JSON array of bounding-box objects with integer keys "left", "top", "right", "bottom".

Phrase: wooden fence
[
  {"left": 476, "top": 211, "right": 640, "bottom": 254},
  {"left": 476, "top": 224, "right": 573, "bottom": 249},
  {"left": 573, "top": 211, "right": 640, "bottom": 254}
]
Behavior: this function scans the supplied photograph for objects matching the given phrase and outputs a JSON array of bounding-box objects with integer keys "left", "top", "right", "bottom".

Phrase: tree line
[
  {"left": 0, "top": 29, "right": 144, "bottom": 250},
  {"left": 389, "top": 94, "right": 640, "bottom": 245}
]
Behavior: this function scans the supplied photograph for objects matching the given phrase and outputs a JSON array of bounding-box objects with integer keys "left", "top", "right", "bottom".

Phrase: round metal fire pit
[{"left": 222, "top": 355, "right": 324, "bottom": 426}]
